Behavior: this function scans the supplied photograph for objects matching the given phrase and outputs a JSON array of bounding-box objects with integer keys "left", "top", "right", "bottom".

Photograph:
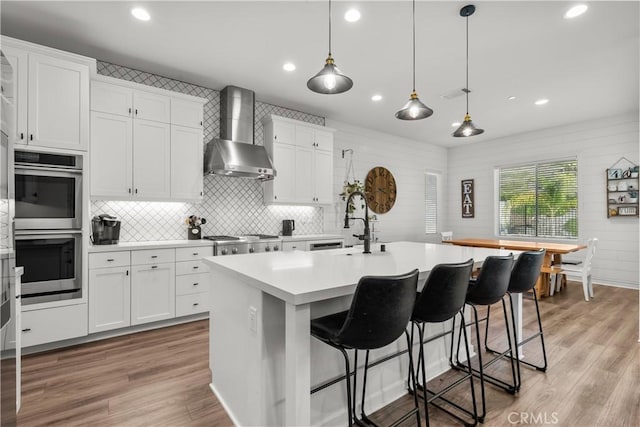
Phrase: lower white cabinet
[
  {"left": 88, "top": 266, "right": 131, "bottom": 333},
  {"left": 131, "top": 262, "right": 175, "bottom": 325},
  {"left": 21, "top": 304, "right": 88, "bottom": 347}
]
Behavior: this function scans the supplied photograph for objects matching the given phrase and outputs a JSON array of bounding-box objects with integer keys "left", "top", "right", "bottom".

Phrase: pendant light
[
  {"left": 453, "top": 4, "right": 484, "bottom": 137},
  {"left": 395, "top": 0, "right": 433, "bottom": 120},
  {"left": 307, "top": 0, "right": 353, "bottom": 94}
]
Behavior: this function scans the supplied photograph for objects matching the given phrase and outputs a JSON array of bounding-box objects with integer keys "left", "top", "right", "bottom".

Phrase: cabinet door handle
[
  {"left": 30, "top": 134, "right": 33, "bottom": 141},
  {"left": 200, "top": 121, "right": 203, "bottom": 126},
  {"left": 193, "top": 283, "right": 199, "bottom": 286},
  {"left": 126, "top": 270, "right": 129, "bottom": 276},
  {"left": 128, "top": 107, "right": 132, "bottom": 114},
  {"left": 274, "top": 195, "right": 277, "bottom": 200},
  {"left": 192, "top": 252, "right": 199, "bottom": 256},
  {"left": 151, "top": 265, "right": 158, "bottom": 269},
  {"left": 193, "top": 303, "right": 199, "bottom": 306},
  {"left": 192, "top": 266, "right": 199, "bottom": 270},
  {"left": 107, "top": 258, "right": 114, "bottom": 262},
  {"left": 20, "top": 132, "right": 24, "bottom": 140},
  {"left": 135, "top": 109, "right": 138, "bottom": 116},
  {"left": 22, "top": 328, "right": 31, "bottom": 332},
  {"left": 151, "top": 255, "right": 158, "bottom": 258},
  {"left": 135, "top": 188, "right": 138, "bottom": 194},
  {"left": 128, "top": 188, "right": 132, "bottom": 194}
]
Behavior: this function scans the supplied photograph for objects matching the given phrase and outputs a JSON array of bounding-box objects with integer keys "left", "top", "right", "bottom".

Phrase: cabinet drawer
[
  {"left": 176, "top": 260, "right": 209, "bottom": 275},
  {"left": 22, "top": 304, "right": 88, "bottom": 347},
  {"left": 175, "top": 246, "right": 213, "bottom": 262},
  {"left": 89, "top": 251, "right": 130, "bottom": 269},
  {"left": 176, "top": 273, "right": 210, "bottom": 296},
  {"left": 282, "top": 241, "right": 305, "bottom": 251},
  {"left": 176, "top": 293, "right": 208, "bottom": 317},
  {"left": 131, "top": 248, "right": 175, "bottom": 265}
]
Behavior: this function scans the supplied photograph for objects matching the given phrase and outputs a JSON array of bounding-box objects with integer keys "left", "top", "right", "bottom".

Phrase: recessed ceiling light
[
  {"left": 344, "top": 9, "right": 361, "bottom": 22},
  {"left": 535, "top": 99, "right": 549, "bottom": 105},
  {"left": 371, "top": 94, "right": 382, "bottom": 102},
  {"left": 508, "top": 96, "right": 517, "bottom": 100},
  {"left": 131, "top": 7, "right": 151, "bottom": 21},
  {"left": 451, "top": 122, "right": 461, "bottom": 127},
  {"left": 564, "top": 4, "right": 588, "bottom": 19},
  {"left": 283, "top": 63, "right": 296, "bottom": 72}
]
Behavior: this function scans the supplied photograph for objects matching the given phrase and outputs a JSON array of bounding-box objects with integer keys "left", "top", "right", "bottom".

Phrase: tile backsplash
[{"left": 91, "top": 61, "right": 325, "bottom": 241}]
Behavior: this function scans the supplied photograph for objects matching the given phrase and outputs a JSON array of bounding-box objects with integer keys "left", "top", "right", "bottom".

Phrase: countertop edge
[{"left": 89, "top": 240, "right": 213, "bottom": 253}]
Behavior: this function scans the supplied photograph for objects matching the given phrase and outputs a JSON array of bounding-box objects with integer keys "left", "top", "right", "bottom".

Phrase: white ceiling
[{"left": 1, "top": 1, "right": 638, "bottom": 146}]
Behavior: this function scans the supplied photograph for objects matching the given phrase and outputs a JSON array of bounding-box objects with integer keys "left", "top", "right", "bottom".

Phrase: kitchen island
[{"left": 204, "top": 241, "right": 517, "bottom": 426}]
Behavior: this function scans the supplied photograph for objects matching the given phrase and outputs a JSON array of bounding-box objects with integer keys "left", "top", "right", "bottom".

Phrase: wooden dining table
[{"left": 447, "top": 238, "right": 587, "bottom": 297}]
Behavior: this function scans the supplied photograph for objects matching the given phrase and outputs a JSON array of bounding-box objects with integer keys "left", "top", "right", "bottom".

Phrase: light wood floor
[{"left": 17, "top": 282, "right": 639, "bottom": 427}]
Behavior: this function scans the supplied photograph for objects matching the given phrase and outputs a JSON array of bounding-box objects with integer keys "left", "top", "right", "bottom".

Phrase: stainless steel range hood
[{"left": 204, "top": 86, "right": 276, "bottom": 180}]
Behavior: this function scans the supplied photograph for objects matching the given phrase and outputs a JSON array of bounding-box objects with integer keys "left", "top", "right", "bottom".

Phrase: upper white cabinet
[
  {"left": 90, "top": 77, "right": 206, "bottom": 201},
  {"left": 2, "top": 37, "right": 93, "bottom": 152},
  {"left": 263, "top": 115, "right": 335, "bottom": 205}
]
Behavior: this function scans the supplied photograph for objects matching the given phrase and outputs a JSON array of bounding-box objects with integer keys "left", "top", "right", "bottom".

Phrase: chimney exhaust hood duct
[{"left": 204, "top": 86, "right": 276, "bottom": 180}]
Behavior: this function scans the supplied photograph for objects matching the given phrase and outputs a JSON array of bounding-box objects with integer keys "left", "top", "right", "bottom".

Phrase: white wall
[
  {"left": 324, "top": 119, "right": 448, "bottom": 246},
  {"left": 446, "top": 113, "right": 639, "bottom": 288}
]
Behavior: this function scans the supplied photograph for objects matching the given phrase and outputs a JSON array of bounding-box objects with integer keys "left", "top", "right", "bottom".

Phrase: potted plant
[
  {"left": 185, "top": 215, "right": 206, "bottom": 239},
  {"left": 339, "top": 180, "right": 366, "bottom": 213}
]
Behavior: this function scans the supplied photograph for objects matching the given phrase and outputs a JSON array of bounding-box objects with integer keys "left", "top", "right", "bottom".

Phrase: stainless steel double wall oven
[{"left": 14, "top": 150, "right": 83, "bottom": 305}]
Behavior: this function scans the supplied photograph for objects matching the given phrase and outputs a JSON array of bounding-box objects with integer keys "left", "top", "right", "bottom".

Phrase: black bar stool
[
  {"left": 452, "top": 254, "right": 516, "bottom": 423},
  {"left": 410, "top": 258, "right": 477, "bottom": 427},
  {"left": 311, "top": 269, "right": 421, "bottom": 427},
  {"left": 485, "top": 249, "right": 547, "bottom": 391}
]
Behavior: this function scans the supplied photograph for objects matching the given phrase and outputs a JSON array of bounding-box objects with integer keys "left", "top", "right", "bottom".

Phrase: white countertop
[
  {"left": 89, "top": 239, "right": 213, "bottom": 252},
  {"left": 280, "top": 234, "right": 344, "bottom": 242},
  {"left": 203, "top": 241, "right": 517, "bottom": 305}
]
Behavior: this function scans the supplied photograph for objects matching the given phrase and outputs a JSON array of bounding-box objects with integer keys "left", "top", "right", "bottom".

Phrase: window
[
  {"left": 498, "top": 159, "right": 578, "bottom": 238},
  {"left": 425, "top": 173, "right": 438, "bottom": 234}
]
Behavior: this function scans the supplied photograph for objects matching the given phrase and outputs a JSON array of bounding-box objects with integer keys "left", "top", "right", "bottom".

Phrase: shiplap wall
[
  {"left": 324, "top": 119, "right": 448, "bottom": 246},
  {"left": 446, "top": 113, "right": 639, "bottom": 288}
]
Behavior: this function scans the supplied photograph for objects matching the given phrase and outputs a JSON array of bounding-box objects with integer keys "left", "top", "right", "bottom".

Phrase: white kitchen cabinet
[
  {"left": 90, "top": 111, "right": 133, "bottom": 198},
  {"left": 175, "top": 245, "right": 211, "bottom": 317},
  {"left": 263, "top": 115, "right": 334, "bottom": 205},
  {"left": 131, "top": 262, "right": 176, "bottom": 325},
  {"left": 171, "top": 98, "right": 204, "bottom": 129},
  {"left": 88, "top": 266, "right": 131, "bottom": 333},
  {"left": 21, "top": 303, "right": 88, "bottom": 347},
  {"left": 170, "top": 125, "right": 204, "bottom": 200},
  {"left": 133, "top": 119, "right": 171, "bottom": 199},
  {"left": 90, "top": 77, "right": 206, "bottom": 201},
  {"left": 91, "top": 80, "right": 170, "bottom": 124},
  {"left": 3, "top": 43, "right": 91, "bottom": 151}
]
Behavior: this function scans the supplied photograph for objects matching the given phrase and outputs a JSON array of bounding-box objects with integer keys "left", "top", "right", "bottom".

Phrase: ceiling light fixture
[
  {"left": 453, "top": 4, "right": 484, "bottom": 138},
  {"left": 508, "top": 96, "right": 517, "bottom": 100},
  {"left": 283, "top": 63, "right": 296, "bottom": 72},
  {"left": 344, "top": 9, "right": 361, "bottom": 22},
  {"left": 395, "top": 0, "right": 433, "bottom": 120},
  {"left": 564, "top": 4, "right": 588, "bottom": 19},
  {"left": 307, "top": 0, "right": 353, "bottom": 94},
  {"left": 131, "top": 7, "right": 150, "bottom": 21},
  {"left": 451, "top": 122, "right": 461, "bottom": 127},
  {"left": 371, "top": 94, "right": 383, "bottom": 102},
  {"left": 535, "top": 98, "right": 549, "bottom": 105}
]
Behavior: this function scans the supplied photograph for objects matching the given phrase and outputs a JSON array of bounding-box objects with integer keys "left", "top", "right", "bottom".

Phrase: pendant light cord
[
  {"left": 412, "top": 0, "right": 416, "bottom": 92},
  {"left": 465, "top": 14, "right": 469, "bottom": 114},
  {"left": 328, "top": 0, "right": 332, "bottom": 56}
]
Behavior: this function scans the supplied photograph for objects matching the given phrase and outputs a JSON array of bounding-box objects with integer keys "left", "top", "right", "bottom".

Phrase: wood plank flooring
[{"left": 17, "top": 281, "right": 639, "bottom": 426}]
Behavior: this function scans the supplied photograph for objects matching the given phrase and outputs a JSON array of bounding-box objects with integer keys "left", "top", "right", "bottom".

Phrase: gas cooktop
[{"left": 203, "top": 234, "right": 280, "bottom": 243}]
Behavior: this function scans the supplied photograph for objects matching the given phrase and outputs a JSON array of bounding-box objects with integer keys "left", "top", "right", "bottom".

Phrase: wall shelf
[{"left": 606, "top": 157, "right": 638, "bottom": 218}]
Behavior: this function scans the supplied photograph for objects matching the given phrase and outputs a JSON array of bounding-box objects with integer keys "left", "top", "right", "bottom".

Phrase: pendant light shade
[
  {"left": 307, "top": 0, "right": 353, "bottom": 94},
  {"left": 452, "top": 4, "right": 484, "bottom": 137},
  {"left": 395, "top": 0, "right": 434, "bottom": 120}
]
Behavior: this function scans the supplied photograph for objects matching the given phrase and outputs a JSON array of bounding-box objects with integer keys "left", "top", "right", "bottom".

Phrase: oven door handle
[
  {"left": 15, "top": 165, "right": 82, "bottom": 175},
  {"left": 14, "top": 230, "right": 82, "bottom": 238}
]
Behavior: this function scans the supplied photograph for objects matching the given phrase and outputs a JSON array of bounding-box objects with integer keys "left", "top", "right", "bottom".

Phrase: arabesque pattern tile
[{"left": 92, "top": 61, "right": 325, "bottom": 242}]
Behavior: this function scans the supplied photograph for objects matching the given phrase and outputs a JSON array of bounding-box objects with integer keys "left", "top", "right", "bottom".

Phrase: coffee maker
[
  {"left": 91, "top": 214, "right": 121, "bottom": 245},
  {"left": 282, "top": 219, "right": 295, "bottom": 236}
]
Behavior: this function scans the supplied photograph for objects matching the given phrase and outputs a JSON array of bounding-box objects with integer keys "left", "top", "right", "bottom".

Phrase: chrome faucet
[{"left": 343, "top": 191, "right": 371, "bottom": 254}]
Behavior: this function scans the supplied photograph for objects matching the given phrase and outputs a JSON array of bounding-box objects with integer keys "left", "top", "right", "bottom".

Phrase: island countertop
[{"left": 203, "top": 241, "right": 516, "bottom": 305}]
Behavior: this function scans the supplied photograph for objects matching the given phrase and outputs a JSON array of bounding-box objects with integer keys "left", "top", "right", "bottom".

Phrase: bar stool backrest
[
  {"left": 335, "top": 269, "right": 419, "bottom": 350},
  {"left": 466, "top": 255, "right": 514, "bottom": 305},
  {"left": 412, "top": 259, "right": 474, "bottom": 323},
  {"left": 508, "top": 249, "right": 545, "bottom": 293}
]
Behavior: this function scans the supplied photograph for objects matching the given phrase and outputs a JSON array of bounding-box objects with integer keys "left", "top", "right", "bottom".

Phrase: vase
[{"left": 188, "top": 225, "right": 201, "bottom": 240}]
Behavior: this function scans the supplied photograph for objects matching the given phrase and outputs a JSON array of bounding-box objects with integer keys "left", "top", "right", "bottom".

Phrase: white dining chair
[
  {"left": 440, "top": 231, "right": 453, "bottom": 242},
  {"left": 555, "top": 238, "right": 598, "bottom": 301}
]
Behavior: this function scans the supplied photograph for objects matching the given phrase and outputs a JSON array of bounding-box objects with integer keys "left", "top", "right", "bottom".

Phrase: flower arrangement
[{"left": 340, "top": 180, "right": 366, "bottom": 213}]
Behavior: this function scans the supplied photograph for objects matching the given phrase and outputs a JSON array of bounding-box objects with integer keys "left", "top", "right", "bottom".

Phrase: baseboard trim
[{"left": 209, "top": 382, "right": 241, "bottom": 427}]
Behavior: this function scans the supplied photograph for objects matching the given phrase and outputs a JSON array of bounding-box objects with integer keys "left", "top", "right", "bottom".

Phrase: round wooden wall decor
[{"left": 365, "top": 166, "right": 397, "bottom": 214}]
